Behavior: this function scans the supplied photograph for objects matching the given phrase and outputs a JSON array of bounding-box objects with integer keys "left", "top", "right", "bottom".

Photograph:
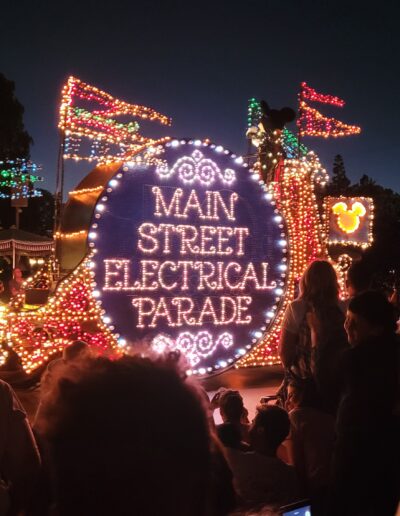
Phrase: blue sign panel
[{"left": 90, "top": 139, "right": 288, "bottom": 375}]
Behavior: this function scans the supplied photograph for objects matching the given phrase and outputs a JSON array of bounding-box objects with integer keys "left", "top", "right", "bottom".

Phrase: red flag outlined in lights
[
  {"left": 298, "top": 83, "right": 361, "bottom": 138},
  {"left": 301, "top": 82, "right": 345, "bottom": 107}
]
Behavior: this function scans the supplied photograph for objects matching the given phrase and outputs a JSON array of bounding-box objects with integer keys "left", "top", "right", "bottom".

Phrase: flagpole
[
  {"left": 297, "top": 84, "right": 303, "bottom": 159},
  {"left": 53, "top": 128, "right": 65, "bottom": 262}
]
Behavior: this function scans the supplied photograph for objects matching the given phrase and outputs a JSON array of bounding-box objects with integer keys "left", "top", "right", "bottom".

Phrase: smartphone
[{"left": 281, "top": 500, "right": 311, "bottom": 516}]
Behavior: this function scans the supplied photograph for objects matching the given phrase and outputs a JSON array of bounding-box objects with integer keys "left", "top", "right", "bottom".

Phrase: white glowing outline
[
  {"left": 151, "top": 331, "right": 234, "bottom": 367},
  {"left": 156, "top": 150, "right": 236, "bottom": 186},
  {"left": 90, "top": 140, "right": 289, "bottom": 375}
]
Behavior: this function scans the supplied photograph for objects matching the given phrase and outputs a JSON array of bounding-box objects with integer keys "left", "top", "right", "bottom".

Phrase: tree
[
  {"left": 329, "top": 154, "right": 351, "bottom": 195},
  {"left": 359, "top": 174, "right": 376, "bottom": 188},
  {"left": 0, "top": 189, "right": 54, "bottom": 236},
  {"left": 323, "top": 155, "right": 400, "bottom": 289},
  {"left": 0, "top": 73, "right": 33, "bottom": 160},
  {"left": 350, "top": 179, "right": 400, "bottom": 287}
]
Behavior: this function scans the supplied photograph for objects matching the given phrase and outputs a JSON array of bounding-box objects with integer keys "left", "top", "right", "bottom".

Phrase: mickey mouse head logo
[{"left": 332, "top": 201, "right": 366, "bottom": 234}]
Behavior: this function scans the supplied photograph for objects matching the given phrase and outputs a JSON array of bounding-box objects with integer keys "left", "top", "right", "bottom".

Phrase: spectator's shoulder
[
  {"left": 0, "top": 379, "right": 25, "bottom": 416},
  {"left": 0, "top": 378, "right": 13, "bottom": 400}
]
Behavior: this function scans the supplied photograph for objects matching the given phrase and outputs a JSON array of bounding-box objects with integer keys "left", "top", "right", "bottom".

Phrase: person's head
[
  {"left": 217, "top": 422, "right": 243, "bottom": 449},
  {"left": 13, "top": 268, "right": 22, "bottom": 280},
  {"left": 346, "top": 261, "right": 371, "bottom": 297},
  {"left": 219, "top": 389, "right": 245, "bottom": 424},
  {"left": 345, "top": 290, "right": 397, "bottom": 346},
  {"left": 37, "top": 355, "right": 211, "bottom": 516},
  {"left": 299, "top": 260, "right": 339, "bottom": 307},
  {"left": 286, "top": 378, "right": 321, "bottom": 412},
  {"left": 62, "top": 340, "right": 92, "bottom": 362},
  {"left": 249, "top": 405, "right": 290, "bottom": 456}
]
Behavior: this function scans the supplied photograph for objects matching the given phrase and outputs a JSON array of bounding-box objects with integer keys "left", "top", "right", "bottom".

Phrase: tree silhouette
[
  {"left": 330, "top": 154, "right": 351, "bottom": 195},
  {"left": 0, "top": 73, "right": 33, "bottom": 160},
  {"left": 0, "top": 188, "right": 54, "bottom": 235},
  {"left": 322, "top": 156, "right": 400, "bottom": 288},
  {"left": 359, "top": 174, "right": 376, "bottom": 188},
  {"left": 350, "top": 179, "right": 400, "bottom": 287}
]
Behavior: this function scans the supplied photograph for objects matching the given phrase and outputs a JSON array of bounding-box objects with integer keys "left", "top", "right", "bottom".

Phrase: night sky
[{"left": 2, "top": 0, "right": 399, "bottom": 195}]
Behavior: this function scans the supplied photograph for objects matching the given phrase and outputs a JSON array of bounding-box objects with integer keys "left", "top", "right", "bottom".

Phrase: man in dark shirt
[{"left": 330, "top": 291, "right": 400, "bottom": 516}]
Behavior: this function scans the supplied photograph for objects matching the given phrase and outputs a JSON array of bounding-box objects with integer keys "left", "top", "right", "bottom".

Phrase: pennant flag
[
  {"left": 301, "top": 82, "right": 345, "bottom": 107},
  {"left": 298, "top": 101, "right": 361, "bottom": 138},
  {"left": 58, "top": 76, "right": 171, "bottom": 162}
]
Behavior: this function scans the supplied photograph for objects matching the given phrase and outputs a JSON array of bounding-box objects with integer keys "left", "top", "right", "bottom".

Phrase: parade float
[{"left": 0, "top": 78, "right": 373, "bottom": 376}]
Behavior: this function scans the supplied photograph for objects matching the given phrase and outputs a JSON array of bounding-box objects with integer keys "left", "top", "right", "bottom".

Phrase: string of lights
[
  {"left": 246, "top": 99, "right": 308, "bottom": 158},
  {"left": 238, "top": 158, "right": 327, "bottom": 367},
  {"left": 1, "top": 257, "right": 119, "bottom": 373},
  {"left": 59, "top": 76, "right": 172, "bottom": 162},
  {"left": 298, "top": 101, "right": 361, "bottom": 138},
  {"left": 69, "top": 186, "right": 104, "bottom": 196},
  {"left": 301, "top": 82, "right": 345, "bottom": 107},
  {"left": 55, "top": 230, "right": 88, "bottom": 239},
  {"left": 0, "top": 159, "right": 43, "bottom": 198}
]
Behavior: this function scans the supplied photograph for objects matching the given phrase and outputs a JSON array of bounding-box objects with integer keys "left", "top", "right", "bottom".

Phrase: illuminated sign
[
  {"left": 90, "top": 140, "right": 288, "bottom": 375},
  {"left": 324, "top": 196, "right": 374, "bottom": 249}
]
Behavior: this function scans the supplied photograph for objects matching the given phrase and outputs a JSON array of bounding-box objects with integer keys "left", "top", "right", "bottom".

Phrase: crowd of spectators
[{"left": 0, "top": 259, "right": 399, "bottom": 515}]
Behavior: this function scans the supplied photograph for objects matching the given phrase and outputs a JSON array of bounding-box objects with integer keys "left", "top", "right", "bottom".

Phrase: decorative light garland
[
  {"left": 298, "top": 101, "right": 361, "bottom": 138},
  {"left": 89, "top": 138, "right": 288, "bottom": 375},
  {"left": 1, "top": 257, "right": 119, "bottom": 373},
  {"left": 246, "top": 99, "right": 308, "bottom": 158},
  {"left": 238, "top": 157, "right": 328, "bottom": 367},
  {"left": 69, "top": 186, "right": 104, "bottom": 196},
  {"left": 301, "top": 82, "right": 345, "bottom": 107},
  {"left": 59, "top": 76, "right": 172, "bottom": 163},
  {"left": 55, "top": 230, "right": 88, "bottom": 239}
]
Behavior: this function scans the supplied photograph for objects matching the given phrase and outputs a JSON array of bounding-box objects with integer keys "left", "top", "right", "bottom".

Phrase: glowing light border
[
  {"left": 88, "top": 138, "right": 289, "bottom": 376},
  {"left": 323, "top": 196, "right": 374, "bottom": 249}
]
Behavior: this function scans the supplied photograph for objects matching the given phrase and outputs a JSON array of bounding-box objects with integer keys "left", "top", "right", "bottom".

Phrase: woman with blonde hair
[{"left": 278, "top": 260, "right": 348, "bottom": 412}]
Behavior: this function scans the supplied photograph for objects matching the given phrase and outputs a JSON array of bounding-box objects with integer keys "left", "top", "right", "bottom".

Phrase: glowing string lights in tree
[{"left": 0, "top": 159, "right": 43, "bottom": 199}]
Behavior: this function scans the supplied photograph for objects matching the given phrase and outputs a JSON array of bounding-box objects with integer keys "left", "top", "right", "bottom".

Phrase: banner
[{"left": 298, "top": 101, "right": 361, "bottom": 138}]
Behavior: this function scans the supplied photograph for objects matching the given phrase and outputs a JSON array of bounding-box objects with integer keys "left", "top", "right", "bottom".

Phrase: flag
[
  {"left": 301, "top": 82, "right": 345, "bottom": 107},
  {"left": 298, "top": 102, "right": 361, "bottom": 138},
  {"left": 58, "top": 76, "right": 171, "bottom": 162}
]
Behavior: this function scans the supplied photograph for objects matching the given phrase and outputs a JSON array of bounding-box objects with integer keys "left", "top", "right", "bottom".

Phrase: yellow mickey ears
[
  {"left": 331, "top": 200, "right": 367, "bottom": 234},
  {"left": 351, "top": 201, "right": 366, "bottom": 217},
  {"left": 332, "top": 201, "right": 347, "bottom": 215}
]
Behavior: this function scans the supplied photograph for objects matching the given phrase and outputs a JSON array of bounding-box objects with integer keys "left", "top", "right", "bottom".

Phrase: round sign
[{"left": 89, "top": 139, "right": 288, "bottom": 375}]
